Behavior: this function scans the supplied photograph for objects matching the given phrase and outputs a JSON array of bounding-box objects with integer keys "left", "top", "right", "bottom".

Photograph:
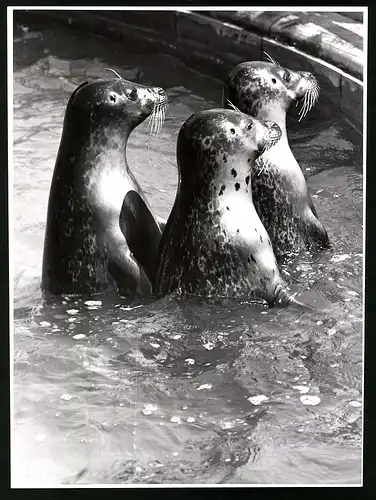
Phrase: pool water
[{"left": 12, "top": 14, "right": 363, "bottom": 485}]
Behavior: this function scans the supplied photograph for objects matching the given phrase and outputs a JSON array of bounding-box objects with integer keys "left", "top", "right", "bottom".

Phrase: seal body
[
  {"left": 155, "top": 109, "right": 292, "bottom": 306},
  {"left": 223, "top": 61, "right": 329, "bottom": 262},
  {"left": 41, "top": 77, "right": 168, "bottom": 296}
]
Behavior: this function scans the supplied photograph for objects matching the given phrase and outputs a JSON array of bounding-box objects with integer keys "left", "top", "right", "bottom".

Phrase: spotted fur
[
  {"left": 155, "top": 109, "right": 291, "bottom": 306},
  {"left": 223, "top": 61, "right": 329, "bottom": 261},
  {"left": 42, "top": 77, "right": 168, "bottom": 296}
]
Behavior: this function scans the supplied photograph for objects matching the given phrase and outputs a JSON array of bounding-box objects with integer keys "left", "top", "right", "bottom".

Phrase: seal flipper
[
  {"left": 119, "top": 190, "right": 162, "bottom": 288},
  {"left": 107, "top": 226, "right": 152, "bottom": 296},
  {"left": 156, "top": 215, "right": 167, "bottom": 233},
  {"left": 291, "top": 288, "right": 333, "bottom": 311},
  {"left": 272, "top": 282, "right": 332, "bottom": 311},
  {"left": 307, "top": 194, "right": 318, "bottom": 218},
  {"left": 306, "top": 210, "right": 330, "bottom": 249}
]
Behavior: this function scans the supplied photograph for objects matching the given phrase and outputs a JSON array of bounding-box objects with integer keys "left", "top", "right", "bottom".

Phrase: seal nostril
[{"left": 230, "top": 128, "right": 235, "bottom": 134}]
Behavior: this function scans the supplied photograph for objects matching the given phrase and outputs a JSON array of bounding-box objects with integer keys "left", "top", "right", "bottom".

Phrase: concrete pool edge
[
  {"left": 19, "top": 9, "right": 364, "bottom": 132},
  {"left": 199, "top": 10, "right": 364, "bottom": 81}
]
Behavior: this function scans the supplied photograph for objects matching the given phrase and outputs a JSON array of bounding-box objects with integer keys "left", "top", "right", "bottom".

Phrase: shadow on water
[{"left": 12, "top": 12, "right": 362, "bottom": 485}]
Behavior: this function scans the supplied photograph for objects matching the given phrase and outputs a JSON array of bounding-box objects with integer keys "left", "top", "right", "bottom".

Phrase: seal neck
[
  {"left": 197, "top": 155, "right": 256, "bottom": 211},
  {"left": 85, "top": 124, "right": 132, "bottom": 172}
]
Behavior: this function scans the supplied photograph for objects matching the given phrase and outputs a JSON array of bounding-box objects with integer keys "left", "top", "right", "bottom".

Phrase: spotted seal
[
  {"left": 155, "top": 108, "right": 301, "bottom": 306},
  {"left": 41, "top": 76, "right": 168, "bottom": 296},
  {"left": 223, "top": 56, "right": 329, "bottom": 262}
]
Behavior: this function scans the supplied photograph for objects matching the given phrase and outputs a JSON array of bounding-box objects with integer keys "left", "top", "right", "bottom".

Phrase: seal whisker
[
  {"left": 310, "top": 86, "right": 316, "bottom": 105},
  {"left": 146, "top": 99, "right": 168, "bottom": 140},
  {"left": 151, "top": 108, "right": 158, "bottom": 131},
  {"left": 305, "top": 89, "right": 311, "bottom": 110},
  {"left": 310, "top": 89, "right": 316, "bottom": 107},
  {"left": 298, "top": 93, "right": 309, "bottom": 122},
  {"left": 155, "top": 109, "right": 160, "bottom": 135},
  {"left": 256, "top": 156, "right": 270, "bottom": 176},
  {"left": 258, "top": 136, "right": 280, "bottom": 167},
  {"left": 145, "top": 112, "right": 153, "bottom": 130},
  {"left": 263, "top": 51, "right": 280, "bottom": 67},
  {"left": 159, "top": 101, "right": 168, "bottom": 130},
  {"left": 227, "top": 99, "right": 241, "bottom": 113},
  {"left": 104, "top": 68, "right": 123, "bottom": 79},
  {"left": 298, "top": 79, "right": 320, "bottom": 121},
  {"left": 259, "top": 146, "right": 266, "bottom": 157},
  {"left": 307, "top": 88, "right": 316, "bottom": 115},
  {"left": 160, "top": 104, "right": 166, "bottom": 128},
  {"left": 151, "top": 108, "right": 158, "bottom": 134},
  {"left": 157, "top": 109, "right": 162, "bottom": 135},
  {"left": 298, "top": 95, "right": 306, "bottom": 119},
  {"left": 158, "top": 106, "right": 164, "bottom": 132},
  {"left": 307, "top": 89, "right": 313, "bottom": 107},
  {"left": 257, "top": 139, "right": 276, "bottom": 175},
  {"left": 152, "top": 114, "right": 158, "bottom": 135},
  {"left": 146, "top": 106, "right": 158, "bottom": 134},
  {"left": 161, "top": 106, "right": 166, "bottom": 131},
  {"left": 304, "top": 92, "right": 312, "bottom": 118},
  {"left": 309, "top": 89, "right": 315, "bottom": 112},
  {"left": 157, "top": 109, "right": 163, "bottom": 135},
  {"left": 298, "top": 104, "right": 306, "bottom": 122},
  {"left": 314, "top": 85, "right": 320, "bottom": 104},
  {"left": 154, "top": 106, "right": 160, "bottom": 131}
]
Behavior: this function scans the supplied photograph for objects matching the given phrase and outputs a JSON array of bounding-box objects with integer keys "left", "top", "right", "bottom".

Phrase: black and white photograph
[{"left": 10, "top": 6, "right": 365, "bottom": 487}]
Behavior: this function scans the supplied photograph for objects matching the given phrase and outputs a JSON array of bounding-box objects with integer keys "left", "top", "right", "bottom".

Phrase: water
[{"left": 12, "top": 15, "right": 363, "bottom": 486}]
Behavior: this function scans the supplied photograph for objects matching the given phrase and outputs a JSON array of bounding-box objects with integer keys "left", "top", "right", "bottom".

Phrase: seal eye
[
  {"left": 247, "top": 123, "right": 252, "bottom": 131},
  {"left": 230, "top": 128, "right": 235, "bottom": 134},
  {"left": 283, "top": 71, "right": 291, "bottom": 82},
  {"left": 109, "top": 93, "right": 117, "bottom": 103},
  {"left": 129, "top": 88, "right": 138, "bottom": 101},
  {"left": 271, "top": 78, "right": 277, "bottom": 84}
]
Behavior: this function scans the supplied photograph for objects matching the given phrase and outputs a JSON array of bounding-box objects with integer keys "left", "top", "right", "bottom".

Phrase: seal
[
  {"left": 41, "top": 76, "right": 168, "bottom": 296},
  {"left": 223, "top": 57, "right": 329, "bottom": 262},
  {"left": 155, "top": 108, "right": 299, "bottom": 306}
]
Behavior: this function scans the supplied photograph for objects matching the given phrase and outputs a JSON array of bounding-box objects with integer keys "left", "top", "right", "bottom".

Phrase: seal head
[
  {"left": 155, "top": 108, "right": 291, "bottom": 306},
  {"left": 224, "top": 60, "right": 319, "bottom": 121},
  {"left": 68, "top": 77, "right": 167, "bottom": 131}
]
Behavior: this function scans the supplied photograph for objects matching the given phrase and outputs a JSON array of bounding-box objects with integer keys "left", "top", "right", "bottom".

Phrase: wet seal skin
[
  {"left": 41, "top": 76, "right": 168, "bottom": 296},
  {"left": 155, "top": 108, "right": 304, "bottom": 307},
  {"left": 223, "top": 56, "right": 330, "bottom": 262}
]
